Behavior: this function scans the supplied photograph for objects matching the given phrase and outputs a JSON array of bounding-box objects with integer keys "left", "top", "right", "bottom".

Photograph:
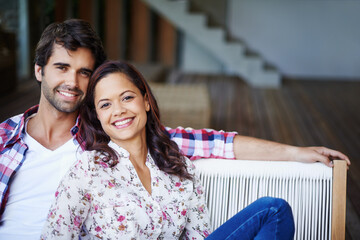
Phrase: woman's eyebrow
[
  {"left": 96, "top": 90, "right": 135, "bottom": 104},
  {"left": 119, "top": 90, "right": 135, "bottom": 97}
]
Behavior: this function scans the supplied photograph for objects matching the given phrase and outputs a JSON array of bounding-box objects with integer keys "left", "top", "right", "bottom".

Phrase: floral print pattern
[{"left": 41, "top": 141, "right": 211, "bottom": 239}]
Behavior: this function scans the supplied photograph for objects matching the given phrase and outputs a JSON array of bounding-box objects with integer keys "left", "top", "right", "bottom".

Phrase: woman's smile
[{"left": 113, "top": 117, "right": 134, "bottom": 128}]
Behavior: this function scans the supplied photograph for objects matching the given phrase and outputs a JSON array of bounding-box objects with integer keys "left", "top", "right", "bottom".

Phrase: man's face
[{"left": 35, "top": 44, "right": 95, "bottom": 113}]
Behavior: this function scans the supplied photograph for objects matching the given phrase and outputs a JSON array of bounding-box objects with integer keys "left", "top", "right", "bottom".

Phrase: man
[{"left": 0, "top": 19, "right": 349, "bottom": 239}]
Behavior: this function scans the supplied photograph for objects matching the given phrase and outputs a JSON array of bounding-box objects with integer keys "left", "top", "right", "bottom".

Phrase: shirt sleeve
[
  {"left": 182, "top": 159, "right": 212, "bottom": 239},
  {"left": 40, "top": 156, "right": 92, "bottom": 240},
  {"left": 165, "top": 126, "right": 237, "bottom": 160}
]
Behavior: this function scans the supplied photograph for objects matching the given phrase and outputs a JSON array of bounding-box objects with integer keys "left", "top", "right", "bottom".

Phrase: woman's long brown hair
[{"left": 79, "top": 61, "right": 192, "bottom": 180}]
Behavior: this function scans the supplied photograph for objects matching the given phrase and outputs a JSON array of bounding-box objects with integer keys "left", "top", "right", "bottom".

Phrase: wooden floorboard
[{"left": 0, "top": 75, "right": 359, "bottom": 238}]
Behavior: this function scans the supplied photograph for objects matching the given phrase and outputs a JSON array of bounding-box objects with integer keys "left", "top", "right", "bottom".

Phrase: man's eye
[
  {"left": 57, "top": 66, "right": 66, "bottom": 71},
  {"left": 80, "top": 71, "right": 91, "bottom": 78}
]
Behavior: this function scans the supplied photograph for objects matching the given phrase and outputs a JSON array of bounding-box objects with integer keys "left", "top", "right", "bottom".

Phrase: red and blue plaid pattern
[
  {"left": 0, "top": 106, "right": 38, "bottom": 214},
  {"left": 166, "top": 127, "right": 236, "bottom": 160}
]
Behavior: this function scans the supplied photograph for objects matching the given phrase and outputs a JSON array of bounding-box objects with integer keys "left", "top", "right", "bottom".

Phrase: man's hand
[
  {"left": 292, "top": 146, "right": 351, "bottom": 168},
  {"left": 233, "top": 135, "right": 351, "bottom": 168}
]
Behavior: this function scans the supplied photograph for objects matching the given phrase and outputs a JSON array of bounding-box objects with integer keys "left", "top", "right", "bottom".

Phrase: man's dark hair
[{"left": 34, "top": 19, "right": 106, "bottom": 70}]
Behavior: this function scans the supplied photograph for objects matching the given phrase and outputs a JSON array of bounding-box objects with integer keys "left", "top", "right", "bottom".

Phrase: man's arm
[
  {"left": 165, "top": 126, "right": 350, "bottom": 167},
  {"left": 165, "top": 127, "right": 237, "bottom": 160},
  {"left": 233, "top": 135, "right": 351, "bottom": 167}
]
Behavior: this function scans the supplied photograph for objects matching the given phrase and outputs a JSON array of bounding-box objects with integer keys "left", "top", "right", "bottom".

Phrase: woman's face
[{"left": 94, "top": 72, "right": 150, "bottom": 146}]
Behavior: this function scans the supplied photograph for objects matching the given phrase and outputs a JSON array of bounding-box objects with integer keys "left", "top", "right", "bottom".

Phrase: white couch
[{"left": 193, "top": 159, "right": 347, "bottom": 240}]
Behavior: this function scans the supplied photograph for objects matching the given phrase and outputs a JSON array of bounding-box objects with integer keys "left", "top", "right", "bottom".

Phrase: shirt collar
[
  {"left": 108, "top": 141, "right": 130, "bottom": 158},
  {"left": 108, "top": 141, "right": 153, "bottom": 165},
  {"left": 4, "top": 105, "right": 81, "bottom": 147},
  {"left": 4, "top": 105, "right": 39, "bottom": 147}
]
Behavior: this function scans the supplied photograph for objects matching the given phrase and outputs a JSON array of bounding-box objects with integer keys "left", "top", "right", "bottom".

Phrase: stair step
[
  {"left": 183, "top": 14, "right": 206, "bottom": 29},
  {"left": 252, "top": 70, "right": 281, "bottom": 88},
  {"left": 198, "top": 28, "right": 225, "bottom": 49},
  {"left": 245, "top": 57, "right": 263, "bottom": 76}
]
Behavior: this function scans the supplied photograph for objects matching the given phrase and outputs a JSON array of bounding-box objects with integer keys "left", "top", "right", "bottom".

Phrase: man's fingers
[
  {"left": 315, "top": 153, "right": 333, "bottom": 167},
  {"left": 311, "top": 147, "right": 351, "bottom": 166}
]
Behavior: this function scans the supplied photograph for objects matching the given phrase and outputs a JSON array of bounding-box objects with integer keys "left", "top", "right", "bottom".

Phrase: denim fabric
[{"left": 206, "top": 197, "right": 295, "bottom": 240}]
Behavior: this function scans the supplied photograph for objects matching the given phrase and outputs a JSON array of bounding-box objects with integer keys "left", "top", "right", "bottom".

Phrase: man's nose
[{"left": 65, "top": 71, "right": 78, "bottom": 88}]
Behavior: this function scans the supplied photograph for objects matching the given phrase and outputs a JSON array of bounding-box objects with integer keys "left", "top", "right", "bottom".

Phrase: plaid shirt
[{"left": 0, "top": 105, "right": 236, "bottom": 217}]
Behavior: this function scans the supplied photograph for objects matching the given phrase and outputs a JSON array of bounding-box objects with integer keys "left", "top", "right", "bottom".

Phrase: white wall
[{"left": 228, "top": 0, "right": 360, "bottom": 79}]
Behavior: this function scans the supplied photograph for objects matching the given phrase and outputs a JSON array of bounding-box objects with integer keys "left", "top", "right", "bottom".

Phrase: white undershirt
[{"left": 0, "top": 119, "right": 79, "bottom": 240}]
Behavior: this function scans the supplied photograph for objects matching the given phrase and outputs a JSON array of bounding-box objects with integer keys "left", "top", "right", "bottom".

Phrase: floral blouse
[{"left": 41, "top": 141, "right": 211, "bottom": 239}]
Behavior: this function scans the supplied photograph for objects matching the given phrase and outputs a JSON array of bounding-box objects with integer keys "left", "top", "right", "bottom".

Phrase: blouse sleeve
[
  {"left": 165, "top": 126, "right": 237, "bottom": 160},
  {"left": 40, "top": 155, "right": 92, "bottom": 240},
  {"left": 182, "top": 159, "right": 212, "bottom": 239}
]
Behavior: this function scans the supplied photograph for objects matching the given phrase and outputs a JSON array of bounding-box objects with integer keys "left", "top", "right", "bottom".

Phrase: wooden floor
[{"left": 0, "top": 76, "right": 359, "bottom": 239}]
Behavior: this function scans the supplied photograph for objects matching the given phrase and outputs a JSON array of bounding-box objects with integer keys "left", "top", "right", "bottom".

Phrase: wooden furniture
[
  {"left": 331, "top": 160, "right": 347, "bottom": 240},
  {"left": 193, "top": 159, "right": 347, "bottom": 240}
]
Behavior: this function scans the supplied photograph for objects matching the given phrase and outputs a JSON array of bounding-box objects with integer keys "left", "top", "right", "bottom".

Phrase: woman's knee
[
  {"left": 256, "top": 197, "right": 291, "bottom": 211},
  {"left": 256, "top": 197, "right": 294, "bottom": 222},
  {"left": 256, "top": 197, "right": 295, "bottom": 236}
]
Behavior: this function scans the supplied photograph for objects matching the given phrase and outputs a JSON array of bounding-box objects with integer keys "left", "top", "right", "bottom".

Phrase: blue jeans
[{"left": 206, "top": 197, "right": 295, "bottom": 240}]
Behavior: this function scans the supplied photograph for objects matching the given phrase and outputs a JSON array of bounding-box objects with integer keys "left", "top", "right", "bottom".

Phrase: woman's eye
[
  {"left": 123, "top": 96, "right": 134, "bottom": 101},
  {"left": 100, "top": 103, "right": 110, "bottom": 109}
]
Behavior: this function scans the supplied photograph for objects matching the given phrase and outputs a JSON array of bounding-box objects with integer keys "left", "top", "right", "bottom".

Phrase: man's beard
[{"left": 41, "top": 77, "right": 84, "bottom": 113}]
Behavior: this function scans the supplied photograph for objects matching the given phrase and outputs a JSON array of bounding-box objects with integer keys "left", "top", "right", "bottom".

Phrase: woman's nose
[{"left": 112, "top": 102, "right": 126, "bottom": 116}]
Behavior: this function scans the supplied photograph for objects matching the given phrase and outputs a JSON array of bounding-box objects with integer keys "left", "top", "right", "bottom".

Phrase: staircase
[{"left": 142, "top": 0, "right": 281, "bottom": 88}]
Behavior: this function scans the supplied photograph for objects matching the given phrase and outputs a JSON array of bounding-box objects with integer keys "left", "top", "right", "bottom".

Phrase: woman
[{"left": 41, "top": 61, "right": 294, "bottom": 239}]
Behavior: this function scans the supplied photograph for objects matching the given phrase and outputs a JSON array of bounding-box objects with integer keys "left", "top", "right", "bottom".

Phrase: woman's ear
[{"left": 144, "top": 94, "right": 150, "bottom": 112}]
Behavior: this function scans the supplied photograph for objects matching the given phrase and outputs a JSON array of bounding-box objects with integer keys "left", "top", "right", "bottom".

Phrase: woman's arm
[
  {"left": 233, "top": 135, "right": 351, "bottom": 167},
  {"left": 41, "top": 158, "right": 92, "bottom": 239}
]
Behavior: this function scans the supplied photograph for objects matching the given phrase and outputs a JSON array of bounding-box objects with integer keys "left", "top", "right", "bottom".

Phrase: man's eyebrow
[
  {"left": 53, "top": 62, "right": 70, "bottom": 67},
  {"left": 53, "top": 63, "right": 93, "bottom": 74}
]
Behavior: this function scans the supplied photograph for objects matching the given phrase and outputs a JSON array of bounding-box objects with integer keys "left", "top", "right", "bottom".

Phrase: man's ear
[{"left": 34, "top": 64, "right": 42, "bottom": 82}]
